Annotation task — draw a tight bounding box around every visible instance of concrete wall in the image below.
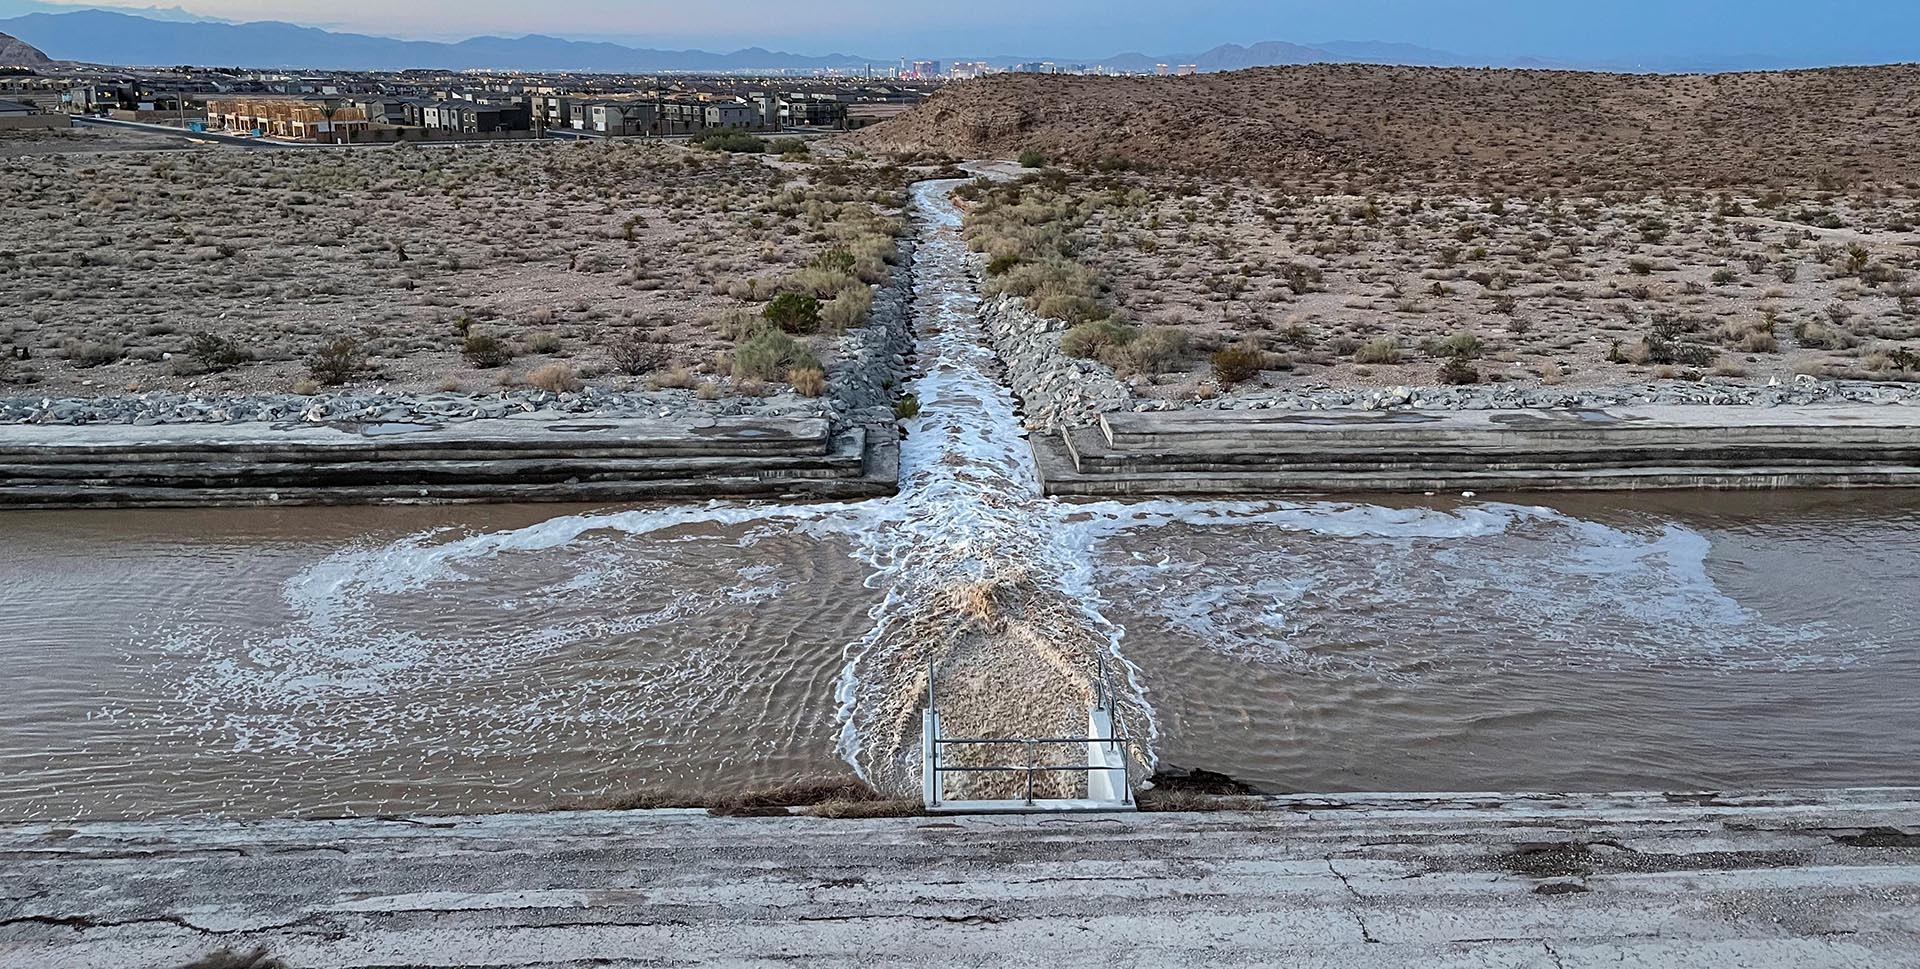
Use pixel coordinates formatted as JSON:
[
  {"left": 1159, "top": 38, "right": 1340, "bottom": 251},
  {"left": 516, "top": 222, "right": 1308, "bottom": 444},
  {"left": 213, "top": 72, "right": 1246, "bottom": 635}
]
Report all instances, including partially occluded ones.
[{"left": 0, "top": 114, "right": 62, "bottom": 130}]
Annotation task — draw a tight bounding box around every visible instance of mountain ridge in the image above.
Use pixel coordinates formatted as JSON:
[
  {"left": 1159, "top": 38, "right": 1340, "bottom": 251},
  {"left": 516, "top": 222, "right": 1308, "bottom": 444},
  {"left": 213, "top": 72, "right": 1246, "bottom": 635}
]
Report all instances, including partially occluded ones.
[
  {"left": 0, "top": 10, "right": 879, "bottom": 71},
  {"left": 0, "top": 27, "right": 48, "bottom": 66},
  {"left": 1, "top": 9, "right": 1502, "bottom": 74}
]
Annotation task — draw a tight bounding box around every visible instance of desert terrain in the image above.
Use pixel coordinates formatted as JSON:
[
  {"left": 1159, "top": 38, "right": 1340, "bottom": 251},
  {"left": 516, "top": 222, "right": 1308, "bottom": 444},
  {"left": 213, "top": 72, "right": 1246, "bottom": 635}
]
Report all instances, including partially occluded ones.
[
  {"left": 0, "top": 124, "right": 194, "bottom": 159},
  {"left": 956, "top": 171, "right": 1920, "bottom": 396},
  {"left": 0, "top": 137, "right": 912, "bottom": 398},
  {"left": 856, "top": 64, "right": 1920, "bottom": 196},
  {"left": 857, "top": 64, "right": 1920, "bottom": 397}
]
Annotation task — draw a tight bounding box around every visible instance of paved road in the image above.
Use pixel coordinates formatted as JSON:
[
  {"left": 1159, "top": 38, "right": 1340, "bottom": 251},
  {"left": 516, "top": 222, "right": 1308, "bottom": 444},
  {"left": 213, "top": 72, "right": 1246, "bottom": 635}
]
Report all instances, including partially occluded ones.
[{"left": 2, "top": 789, "right": 1916, "bottom": 968}]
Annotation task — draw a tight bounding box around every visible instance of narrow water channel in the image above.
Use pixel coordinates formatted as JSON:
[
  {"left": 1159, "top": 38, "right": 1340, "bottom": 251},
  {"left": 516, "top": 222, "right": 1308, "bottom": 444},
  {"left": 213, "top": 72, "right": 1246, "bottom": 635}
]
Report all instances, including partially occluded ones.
[{"left": 2, "top": 182, "right": 1917, "bottom": 821}]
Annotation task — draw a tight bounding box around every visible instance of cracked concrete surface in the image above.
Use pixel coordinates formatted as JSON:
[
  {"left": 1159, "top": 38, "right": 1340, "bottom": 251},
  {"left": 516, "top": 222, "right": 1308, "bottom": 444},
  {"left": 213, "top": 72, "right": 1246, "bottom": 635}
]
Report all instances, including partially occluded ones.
[{"left": 2, "top": 789, "right": 1918, "bottom": 968}]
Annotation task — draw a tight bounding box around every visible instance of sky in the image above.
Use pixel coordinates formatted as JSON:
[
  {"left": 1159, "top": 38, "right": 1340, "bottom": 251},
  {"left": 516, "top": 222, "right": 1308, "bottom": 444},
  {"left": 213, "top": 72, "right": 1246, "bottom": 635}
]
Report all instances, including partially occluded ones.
[{"left": 13, "top": 0, "right": 1920, "bottom": 65}]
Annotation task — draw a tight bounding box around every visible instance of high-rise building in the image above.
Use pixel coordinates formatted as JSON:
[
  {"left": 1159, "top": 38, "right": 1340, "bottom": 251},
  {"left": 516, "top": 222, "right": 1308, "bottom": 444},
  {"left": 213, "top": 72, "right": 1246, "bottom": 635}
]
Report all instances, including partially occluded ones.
[
  {"left": 1176, "top": 64, "right": 1199, "bottom": 76},
  {"left": 1155, "top": 63, "right": 1170, "bottom": 76}
]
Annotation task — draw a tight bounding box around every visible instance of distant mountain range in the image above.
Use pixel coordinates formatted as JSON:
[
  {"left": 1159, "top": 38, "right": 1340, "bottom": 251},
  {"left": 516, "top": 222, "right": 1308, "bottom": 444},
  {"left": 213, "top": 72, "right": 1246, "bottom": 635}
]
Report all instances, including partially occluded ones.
[
  {"left": 0, "top": 9, "right": 881, "bottom": 72},
  {"left": 0, "top": 9, "right": 1537, "bottom": 74},
  {"left": 0, "top": 7, "right": 1897, "bottom": 75}
]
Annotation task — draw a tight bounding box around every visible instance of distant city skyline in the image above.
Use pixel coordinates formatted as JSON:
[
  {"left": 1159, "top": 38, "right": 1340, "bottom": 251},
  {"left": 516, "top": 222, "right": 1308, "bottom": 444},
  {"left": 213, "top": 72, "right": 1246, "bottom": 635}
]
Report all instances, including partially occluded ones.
[{"left": 5, "top": 0, "right": 1920, "bottom": 68}]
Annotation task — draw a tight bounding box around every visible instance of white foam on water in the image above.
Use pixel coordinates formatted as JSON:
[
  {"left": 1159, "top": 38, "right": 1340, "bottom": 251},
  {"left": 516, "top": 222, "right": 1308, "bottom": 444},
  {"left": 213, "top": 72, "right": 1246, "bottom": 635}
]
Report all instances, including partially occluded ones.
[{"left": 1079, "top": 499, "right": 1859, "bottom": 678}]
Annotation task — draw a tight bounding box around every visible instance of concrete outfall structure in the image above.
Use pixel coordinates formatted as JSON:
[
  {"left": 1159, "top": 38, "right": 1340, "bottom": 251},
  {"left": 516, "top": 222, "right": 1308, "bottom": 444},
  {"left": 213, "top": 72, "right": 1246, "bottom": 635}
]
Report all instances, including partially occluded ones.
[
  {"left": 1034, "top": 403, "right": 1920, "bottom": 495},
  {"left": 2, "top": 788, "right": 1916, "bottom": 968}
]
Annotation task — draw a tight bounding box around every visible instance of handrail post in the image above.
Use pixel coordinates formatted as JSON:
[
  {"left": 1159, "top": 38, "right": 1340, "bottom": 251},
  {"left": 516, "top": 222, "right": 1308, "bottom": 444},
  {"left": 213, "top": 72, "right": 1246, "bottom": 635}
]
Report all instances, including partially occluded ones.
[{"left": 1024, "top": 741, "right": 1035, "bottom": 805}]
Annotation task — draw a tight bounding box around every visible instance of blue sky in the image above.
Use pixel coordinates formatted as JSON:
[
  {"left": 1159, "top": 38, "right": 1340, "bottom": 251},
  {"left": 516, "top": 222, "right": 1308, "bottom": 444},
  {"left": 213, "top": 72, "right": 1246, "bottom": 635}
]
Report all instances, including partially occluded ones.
[{"left": 10, "top": 0, "right": 1920, "bottom": 65}]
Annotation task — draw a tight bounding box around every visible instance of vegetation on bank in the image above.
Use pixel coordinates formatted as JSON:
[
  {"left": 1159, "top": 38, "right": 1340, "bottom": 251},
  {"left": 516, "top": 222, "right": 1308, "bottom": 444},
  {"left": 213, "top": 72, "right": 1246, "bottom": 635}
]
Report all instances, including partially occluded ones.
[
  {"left": 1, "top": 141, "right": 918, "bottom": 400},
  {"left": 953, "top": 161, "right": 1920, "bottom": 396}
]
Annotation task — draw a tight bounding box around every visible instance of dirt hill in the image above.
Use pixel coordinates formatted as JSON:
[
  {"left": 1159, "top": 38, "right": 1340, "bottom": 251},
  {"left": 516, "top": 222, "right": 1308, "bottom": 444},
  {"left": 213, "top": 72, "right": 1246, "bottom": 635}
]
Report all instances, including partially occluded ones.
[
  {"left": 852, "top": 64, "right": 1920, "bottom": 195},
  {"left": 0, "top": 31, "right": 50, "bottom": 68}
]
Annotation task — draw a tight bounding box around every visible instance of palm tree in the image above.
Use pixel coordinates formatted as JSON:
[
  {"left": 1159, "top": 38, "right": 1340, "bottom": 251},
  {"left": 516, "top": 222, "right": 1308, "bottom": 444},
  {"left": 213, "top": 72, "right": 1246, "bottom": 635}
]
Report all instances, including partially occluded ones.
[{"left": 316, "top": 98, "right": 341, "bottom": 145}]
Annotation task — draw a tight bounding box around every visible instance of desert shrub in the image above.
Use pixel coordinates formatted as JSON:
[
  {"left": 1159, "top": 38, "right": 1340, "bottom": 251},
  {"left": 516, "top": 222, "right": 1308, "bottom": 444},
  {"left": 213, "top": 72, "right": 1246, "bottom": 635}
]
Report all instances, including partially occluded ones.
[
  {"left": 764, "top": 292, "right": 822, "bottom": 333},
  {"left": 986, "top": 254, "right": 1020, "bottom": 276},
  {"left": 306, "top": 337, "right": 364, "bottom": 386},
  {"left": 1061, "top": 319, "right": 1137, "bottom": 360},
  {"left": 526, "top": 362, "right": 583, "bottom": 392},
  {"left": 821, "top": 286, "right": 874, "bottom": 330},
  {"left": 1280, "top": 262, "right": 1323, "bottom": 294},
  {"left": 186, "top": 331, "right": 249, "bottom": 372},
  {"left": 1797, "top": 322, "right": 1859, "bottom": 351},
  {"left": 787, "top": 366, "right": 827, "bottom": 397},
  {"left": 1438, "top": 356, "right": 1481, "bottom": 384},
  {"left": 1354, "top": 338, "right": 1403, "bottom": 364},
  {"left": 526, "top": 331, "right": 564, "bottom": 354},
  {"left": 1018, "top": 148, "right": 1049, "bottom": 168},
  {"left": 694, "top": 130, "right": 765, "bottom": 153},
  {"left": 1637, "top": 315, "right": 1720, "bottom": 365},
  {"left": 769, "top": 138, "right": 810, "bottom": 156},
  {"left": 894, "top": 394, "right": 921, "bottom": 419},
  {"left": 812, "top": 248, "right": 857, "bottom": 274},
  {"left": 734, "top": 328, "right": 818, "bottom": 381},
  {"left": 63, "top": 339, "right": 122, "bottom": 368},
  {"left": 462, "top": 332, "right": 515, "bottom": 368},
  {"left": 1211, "top": 344, "right": 1268, "bottom": 386},
  {"left": 1118, "top": 326, "right": 1188, "bottom": 374},
  {"left": 607, "top": 329, "right": 668, "bottom": 375},
  {"left": 1437, "top": 329, "right": 1482, "bottom": 359},
  {"left": 786, "top": 269, "right": 851, "bottom": 302},
  {"left": 1030, "top": 292, "right": 1102, "bottom": 324}
]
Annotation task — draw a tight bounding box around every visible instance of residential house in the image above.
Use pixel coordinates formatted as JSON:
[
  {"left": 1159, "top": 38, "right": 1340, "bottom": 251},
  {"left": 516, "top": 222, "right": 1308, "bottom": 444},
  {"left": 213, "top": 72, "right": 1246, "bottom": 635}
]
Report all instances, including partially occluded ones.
[{"left": 204, "top": 96, "right": 369, "bottom": 141}]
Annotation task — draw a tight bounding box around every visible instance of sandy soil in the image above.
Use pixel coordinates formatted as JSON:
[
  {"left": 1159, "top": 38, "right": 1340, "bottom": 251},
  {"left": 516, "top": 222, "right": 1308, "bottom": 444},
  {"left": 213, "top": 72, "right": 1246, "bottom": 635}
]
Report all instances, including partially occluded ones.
[
  {"left": 0, "top": 124, "right": 194, "bottom": 159},
  {"left": 0, "top": 139, "right": 911, "bottom": 396},
  {"left": 855, "top": 63, "right": 1920, "bottom": 197},
  {"left": 961, "top": 170, "right": 1920, "bottom": 394}
]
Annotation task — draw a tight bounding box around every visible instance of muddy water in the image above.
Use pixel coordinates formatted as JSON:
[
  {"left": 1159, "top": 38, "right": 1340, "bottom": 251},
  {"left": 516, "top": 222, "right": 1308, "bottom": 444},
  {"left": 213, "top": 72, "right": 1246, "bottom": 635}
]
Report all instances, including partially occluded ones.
[{"left": 3, "top": 181, "right": 1918, "bottom": 820}]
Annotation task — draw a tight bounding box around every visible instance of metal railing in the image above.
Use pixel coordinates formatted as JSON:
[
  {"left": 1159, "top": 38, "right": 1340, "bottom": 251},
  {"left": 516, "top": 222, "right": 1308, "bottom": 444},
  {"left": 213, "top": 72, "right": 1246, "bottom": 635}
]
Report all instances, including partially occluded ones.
[{"left": 923, "top": 656, "right": 1133, "bottom": 807}]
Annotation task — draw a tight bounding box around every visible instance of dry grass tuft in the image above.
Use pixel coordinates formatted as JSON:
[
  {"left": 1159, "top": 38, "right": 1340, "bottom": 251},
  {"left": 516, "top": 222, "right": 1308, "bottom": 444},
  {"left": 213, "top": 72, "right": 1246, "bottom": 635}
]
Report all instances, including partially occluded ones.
[
  {"left": 802, "top": 798, "right": 925, "bottom": 819},
  {"left": 556, "top": 777, "right": 885, "bottom": 817},
  {"left": 526, "top": 361, "right": 583, "bottom": 393},
  {"left": 1135, "top": 790, "right": 1270, "bottom": 813}
]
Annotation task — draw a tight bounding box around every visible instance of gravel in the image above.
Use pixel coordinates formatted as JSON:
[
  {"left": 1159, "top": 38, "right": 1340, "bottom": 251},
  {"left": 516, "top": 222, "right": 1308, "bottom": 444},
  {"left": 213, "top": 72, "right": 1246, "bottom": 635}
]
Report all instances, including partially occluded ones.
[
  {"left": 977, "top": 282, "right": 1920, "bottom": 430},
  {"left": 0, "top": 244, "right": 919, "bottom": 432}
]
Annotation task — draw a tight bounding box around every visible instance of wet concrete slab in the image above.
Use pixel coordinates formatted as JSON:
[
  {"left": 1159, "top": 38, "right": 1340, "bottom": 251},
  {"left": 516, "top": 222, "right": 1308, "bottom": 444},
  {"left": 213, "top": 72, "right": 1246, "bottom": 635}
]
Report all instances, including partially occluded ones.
[
  {"left": 2, "top": 788, "right": 1916, "bottom": 968},
  {"left": 1040, "top": 404, "right": 1920, "bottom": 495},
  {"left": 0, "top": 417, "right": 899, "bottom": 508}
]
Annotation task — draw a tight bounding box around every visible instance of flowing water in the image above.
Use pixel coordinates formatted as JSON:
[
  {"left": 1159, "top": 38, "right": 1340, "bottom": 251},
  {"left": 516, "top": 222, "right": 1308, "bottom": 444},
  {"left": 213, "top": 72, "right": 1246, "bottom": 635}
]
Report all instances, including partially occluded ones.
[{"left": 3, "top": 183, "right": 1918, "bottom": 821}]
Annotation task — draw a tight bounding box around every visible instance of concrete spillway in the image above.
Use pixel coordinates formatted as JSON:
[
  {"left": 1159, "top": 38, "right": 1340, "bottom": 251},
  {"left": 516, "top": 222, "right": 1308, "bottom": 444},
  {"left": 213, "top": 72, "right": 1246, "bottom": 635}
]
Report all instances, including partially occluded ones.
[
  {"left": 1037, "top": 403, "right": 1920, "bottom": 495},
  {"left": 3, "top": 788, "right": 1917, "bottom": 968},
  {"left": 0, "top": 416, "right": 896, "bottom": 508}
]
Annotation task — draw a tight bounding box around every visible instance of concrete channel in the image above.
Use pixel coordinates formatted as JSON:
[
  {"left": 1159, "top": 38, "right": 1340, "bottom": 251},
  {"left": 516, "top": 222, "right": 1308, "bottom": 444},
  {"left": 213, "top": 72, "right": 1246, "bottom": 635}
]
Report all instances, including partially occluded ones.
[
  {"left": 2, "top": 788, "right": 1916, "bottom": 967},
  {"left": 1035, "top": 403, "right": 1920, "bottom": 495}
]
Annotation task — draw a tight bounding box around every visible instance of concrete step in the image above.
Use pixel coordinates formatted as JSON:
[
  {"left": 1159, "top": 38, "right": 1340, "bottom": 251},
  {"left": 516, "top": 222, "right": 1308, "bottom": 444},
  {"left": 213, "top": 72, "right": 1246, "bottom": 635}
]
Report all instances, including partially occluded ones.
[
  {"left": 1099, "top": 405, "right": 1920, "bottom": 451},
  {"left": 0, "top": 416, "right": 835, "bottom": 461},
  {"left": 1039, "top": 404, "right": 1920, "bottom": 495},
  {"left": 0, "top": 418, "right": 896, "bottom": 509}
]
